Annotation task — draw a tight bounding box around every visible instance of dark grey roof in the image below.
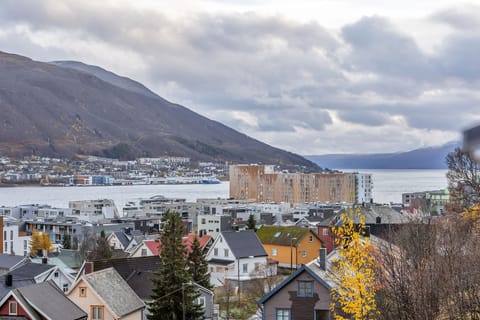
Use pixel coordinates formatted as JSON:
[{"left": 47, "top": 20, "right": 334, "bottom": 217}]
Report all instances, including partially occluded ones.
[
  {"left": 130, "top": 230, "right": 143, "bottom": 237},
  {"left": 0, "top": 255, "right": 28, "bottom": 270},
  {"left": 208, "top": 259, "right": 234, "bottom": 266},
  {"left": 337, "top": 206, "right": 410, "bottom": 225},
  {"left": 114, "top": 231, "right": 131, "bottom": 249},
  {"left": 15, "top": 280, "right": 87, "bottom": 320},
  {"left": 83, "top": 268, "right": 145, "bottom": 317},
  {"left": 0, "top": 275, "right": 35, "bottom": 300},
  {"left": 221, "top": 230, "right": 267, "bottom": 258},
  {"left": 8, "top": 263, "right": 55, "bottom": 279},
  {"left": 91, "top": 256, "right": 161, "bottom": 301}
]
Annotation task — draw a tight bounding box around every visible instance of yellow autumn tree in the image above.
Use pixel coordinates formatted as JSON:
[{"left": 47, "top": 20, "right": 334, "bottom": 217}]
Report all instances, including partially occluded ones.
[
  {"left": 330, "top": 209, "right": 378, "bottom": 320},
  {"left": 30, "top": 229, "right": 53, "bottom": 256}
]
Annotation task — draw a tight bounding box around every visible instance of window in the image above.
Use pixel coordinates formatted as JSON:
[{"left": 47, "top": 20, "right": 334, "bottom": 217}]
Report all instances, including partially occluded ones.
[
  {"left": 141, "top": 248, "right": 147, "bottom": 256},
  {"left": 91, "top": 305, "right": 104, "bottom": 320},
  {"left": 4, "top": 242, "right": 7, "bottom": 253},
  {"left": 242, "top": 263, "right": 248, "bottom": 273},
  {"left": 196, "top": 296, "right": 206, "bottom": 308},
  {"left": 79, "top": 286, "right": 87, "bottom": 297},
  {"left": 272, "top": 248, "right": 278, "bottom": 256},
  {"left": 3, "top": 231, "right": 6, "bottom": 241},
  {"left": 9, "top": 301, "right": 17, "bottom": 315},
  {"left": 275, "top": 308, "right": 290, "bottom": 320},
  {"left": 63, "top": 283, "right": 69, "bottom": 292},
  {"left": 224, "top": 249, "right": 229, "bottom": 257},
  {"left": 322, "top": 228, "right": 328, "bottom": 236},
  {"left": 23, "top": 240, "right": 27, "bottom": 249},
  {"left": 54, "top": 271, "right": 59, "bottom": 278},
  {"left": 309, "top": 235, "right": 314, "bottom": 242},
  {"left": 302, "top": 249, "right": 307, "bottom": 258},
  {"left": 10, "top": 230, "right": 13, "bottom": 240},
  {"left": 214, "top": 248, "right": 218, "bottom": 256},
  {"left": 297, "top": 281, "right": 314, "bottom": 297}
]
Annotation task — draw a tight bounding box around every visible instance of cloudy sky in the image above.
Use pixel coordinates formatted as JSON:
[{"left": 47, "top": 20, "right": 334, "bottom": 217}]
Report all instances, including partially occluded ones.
[{"left": 1, "top": 0, "right": 479, "bottom": 155}]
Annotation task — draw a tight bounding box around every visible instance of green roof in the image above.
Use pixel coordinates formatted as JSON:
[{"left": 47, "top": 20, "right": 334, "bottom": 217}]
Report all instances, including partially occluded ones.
[{"left": 256, "top": 226, "right": 310, "bottom": 246}]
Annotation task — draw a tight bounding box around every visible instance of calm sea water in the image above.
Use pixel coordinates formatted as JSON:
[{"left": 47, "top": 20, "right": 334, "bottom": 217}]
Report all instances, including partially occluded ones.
[{"left": 0, "top": 170, "right": 448, "bottom": 210}]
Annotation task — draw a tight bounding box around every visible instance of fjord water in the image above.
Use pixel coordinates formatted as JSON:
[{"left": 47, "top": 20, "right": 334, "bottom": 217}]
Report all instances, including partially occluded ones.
[{"left": 0, "top": 170, "right": 448, "bottom": 211}]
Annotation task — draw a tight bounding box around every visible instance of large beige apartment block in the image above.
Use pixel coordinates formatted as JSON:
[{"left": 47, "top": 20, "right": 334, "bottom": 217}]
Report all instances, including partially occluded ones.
[{"left": 229, "top": 164, "right": 355, "bottom": 204}]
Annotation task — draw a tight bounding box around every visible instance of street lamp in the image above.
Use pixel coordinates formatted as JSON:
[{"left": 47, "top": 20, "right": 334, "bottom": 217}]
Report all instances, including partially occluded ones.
[{"left": 290, "top": 237, "right": 297, "bottom": 273}]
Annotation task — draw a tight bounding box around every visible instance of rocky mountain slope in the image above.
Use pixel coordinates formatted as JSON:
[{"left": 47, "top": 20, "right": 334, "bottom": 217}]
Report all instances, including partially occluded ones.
[{"left": 0, "top": 51, "right": 318, "bottom": 169}]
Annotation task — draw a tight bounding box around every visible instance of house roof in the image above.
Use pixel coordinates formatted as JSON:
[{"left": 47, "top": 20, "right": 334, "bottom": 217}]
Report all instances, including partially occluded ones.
[
  {"left": 7, "top": 263, "right": 55, "bottom": 279},
  {"left": 90, "top": 256, "right": 161, "bottom": 301},
  {"left": 0, "top": 254, "right": 28, "bottom": 271},
  {"left": 256, "top": 225, "right": 310, "bottom": 246},
  {"left": 14, "top": 280, "right": 87, "bottom": 320},
  {"left": 143, "top": 240, "right": 160, "bottom": 256},
  {"left": 258, "top": 264, "right": 333, "bottom": 305},
  {"left": 0, "top": 275, "right": 35, "bottom": 300},
  {"left": 337, "top": 206, "right": 411, "bottom": 225},
  {"left": 113, "top": 231, "right": 131, "bottom": 249},
  {"left": 221, "top": 230, "right": 267, "bottom": 258},
  {"left": 183, "top": 234, "right": 212, "bottom": 254},
  {"left": 82, "top": 268, "right": 145, "bottom": 317}
]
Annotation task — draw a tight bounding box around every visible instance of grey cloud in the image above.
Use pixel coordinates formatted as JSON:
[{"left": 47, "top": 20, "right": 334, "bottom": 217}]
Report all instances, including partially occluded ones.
[
  {"left": 1, "top": 0, "right": 479, "bottom": 153},
  {"left": 341, "top": 16, "right": 435, "bottom": 80},
  {"left": 337, "top": 109, "right": 390, "bottom": 127},
  {"left": 431, "top": 5, "right": 480, "bottom": 30},
  {"left": 436, "top": 34, "right": 480, "bottom": 81}
]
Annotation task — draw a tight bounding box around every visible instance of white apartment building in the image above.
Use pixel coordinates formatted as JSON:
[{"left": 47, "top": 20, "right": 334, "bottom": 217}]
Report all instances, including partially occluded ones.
[{"left": 354, "top": 173, "right": 374, "bottom": 204}]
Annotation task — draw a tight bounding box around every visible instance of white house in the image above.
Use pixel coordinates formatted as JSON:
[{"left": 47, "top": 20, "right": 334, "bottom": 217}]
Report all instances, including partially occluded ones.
[{"left": 205, "top": 230, "right": 271, "bottom": 287}]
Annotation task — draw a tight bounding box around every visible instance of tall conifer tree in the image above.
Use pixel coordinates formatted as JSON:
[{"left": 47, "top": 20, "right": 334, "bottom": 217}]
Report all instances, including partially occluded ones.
[
  {"left": 148, "top": 211, "right": 203, "bottom": 320},
  {"left": 187, "top": 236, "right": 212, "bottom": 290}
]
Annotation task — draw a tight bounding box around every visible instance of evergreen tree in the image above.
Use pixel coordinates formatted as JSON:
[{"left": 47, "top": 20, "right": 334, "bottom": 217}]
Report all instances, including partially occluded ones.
[
  {"left": 187, "top": 236, "right": 212, "bottom": 290},
  {"left": 148, "top": 211, "right": 203, "bottom": 320},
  {"left": 246, "top": 214, "right": 257, "bottom": 231},
  {"left": 62, "top": 234, "right": 71, "bottom": 249},
  {"left": 90, "top": 230, "right": 112, "bottom": 260}
]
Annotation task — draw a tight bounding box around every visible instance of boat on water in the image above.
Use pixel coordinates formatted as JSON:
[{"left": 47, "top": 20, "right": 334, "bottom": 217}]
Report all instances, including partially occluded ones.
[{"left": 201, "top": 178, "right": 221, "bottom": 184}]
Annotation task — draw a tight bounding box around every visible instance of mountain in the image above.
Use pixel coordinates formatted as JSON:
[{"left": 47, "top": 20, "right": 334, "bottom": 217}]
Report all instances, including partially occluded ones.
[
  {"left": 306, "top": 142, "right": 460, "bottom": 169},
  {"left": 0, "top": 51, "right": 318, "bottom": 169}
]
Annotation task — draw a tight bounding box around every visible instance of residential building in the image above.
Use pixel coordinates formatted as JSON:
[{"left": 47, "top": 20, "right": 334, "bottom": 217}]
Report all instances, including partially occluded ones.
[
  {"left": 402, "top": 189, "right": 449, "bottom": 215},
  {"left": 0, "top": 280, "right": 87, "bottom": 320},
  {"left": 256, "top": 226, "right": 323, "bottom": 269},
  {"left": 205, "top": 230, "right": 272, "bottom": 287},
  {"left": 229, "top": 164, "right": 356, "bottom": 204},
  {"left": 354, "top": 172, "right": 373, "bottom": 204},
  {"left": 258, "top": 249, "right": 333, "bottom": 320},
  {"left": 68, "top": 267, "right": 145, "bottom": 320}
]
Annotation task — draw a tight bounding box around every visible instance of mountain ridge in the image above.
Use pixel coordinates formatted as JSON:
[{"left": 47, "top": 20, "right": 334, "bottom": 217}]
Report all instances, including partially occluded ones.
[
  {"left": 306, "top": 142, "right": 459, "bottom": 169},
  {"left": 0, "top": 51, "right": 318, "bottom": 170}
]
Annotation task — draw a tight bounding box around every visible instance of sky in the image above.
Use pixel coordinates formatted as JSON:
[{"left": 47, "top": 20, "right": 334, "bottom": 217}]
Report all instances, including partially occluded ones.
[{"left": 1, "top": 0, "right": 480, "bottom": 155}]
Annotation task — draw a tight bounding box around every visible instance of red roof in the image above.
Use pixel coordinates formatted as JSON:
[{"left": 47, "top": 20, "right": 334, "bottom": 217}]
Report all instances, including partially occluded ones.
[
  {"left": 142, "top": 234, "right": 211, "bottom": 256},
  {"left": 143, "top": 240, "right": 161, "bottom": 256}
]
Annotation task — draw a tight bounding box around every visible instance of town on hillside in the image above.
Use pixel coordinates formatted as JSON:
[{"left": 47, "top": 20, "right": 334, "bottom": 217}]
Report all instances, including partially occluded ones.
[{"left": 0, "top": 157, "right": 477, "bottom": 319}]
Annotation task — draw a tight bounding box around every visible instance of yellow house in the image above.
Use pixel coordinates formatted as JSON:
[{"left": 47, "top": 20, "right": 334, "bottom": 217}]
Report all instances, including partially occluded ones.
[
  {"left": 67, "top": 267, "right": 145, "bottom": 320},
  {"left": 256, "top": 225, "right": 324, "bottom": 270}
]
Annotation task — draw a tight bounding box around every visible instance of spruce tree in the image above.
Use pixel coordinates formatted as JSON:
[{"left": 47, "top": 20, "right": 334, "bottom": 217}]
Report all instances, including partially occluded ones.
[
  {"left": 246, "top": 214, "right": 257, "bottom": 231},
  {"left": 148, "top": 211, "right": 203, "bottom": 320},
  {"left": 187, "top": 236, "right": 212, "bottom": 290},
  {"left": 90, "top": 230, "right": 112, "bottom": 260}
]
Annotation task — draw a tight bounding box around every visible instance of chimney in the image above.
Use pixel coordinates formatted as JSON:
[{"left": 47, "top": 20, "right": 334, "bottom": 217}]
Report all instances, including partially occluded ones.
[
  {"left": 5, "top": 274, "right": 13, "bottom": 287},
  {"left": 42, "top": 257, "right": 48, "bottom": 264},
  {"left": 84, "top": 261, "right": 94, "bottom": 275},
  {"left": 376, "top": 216, "right": 382, "bottom": 224},
  {"left": 319, "top": 248, "right": 327, "bottom": 271},
  {"left": 0, "top": 215, "right": 3, "bottom": 254}
]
